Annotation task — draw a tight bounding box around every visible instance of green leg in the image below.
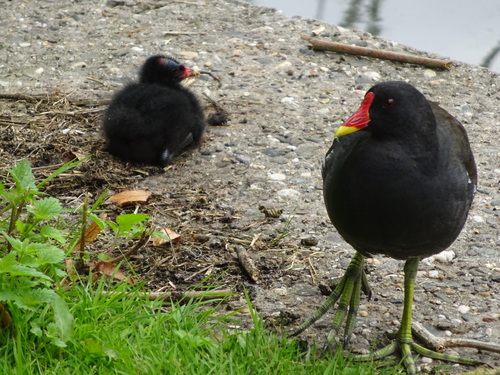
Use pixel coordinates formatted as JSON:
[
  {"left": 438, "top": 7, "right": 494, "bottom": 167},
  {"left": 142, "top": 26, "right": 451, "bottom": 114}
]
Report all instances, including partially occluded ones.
[
  {"left": 352, "top": 257, "right": 483, "bottom": 374},
  {"left": 291, "top": 251, "right": 368, "bottom": 347}
]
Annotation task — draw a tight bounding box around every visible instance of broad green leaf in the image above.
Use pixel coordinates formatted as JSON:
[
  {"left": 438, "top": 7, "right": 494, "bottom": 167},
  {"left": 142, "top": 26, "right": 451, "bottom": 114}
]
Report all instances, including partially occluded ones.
[
  {"left": 115, "top": 213, "right": 149, "bottom": 232},
  {"left": 27, "top": 197, "right": 63, "bottom": 220},
  {"left": 12, "top": 288, "right": 55, "bottom": 310},
  {"left": 0, "top": 289, "right": 16, "bottom": 302},
  {"left": 0, "top": 252, "right": 16, "bottom": 272},
  {"left": 10, "top": 264, "right": 53, "bottom": 281},
  {"left": 30, "top": 321, "right": 43, "bottom": 337},
  {"left": 28, "top": 243, "right": 65, "bottom": 264},
  {"left": 1, "top": 232, "right": 23, "bottom": 252},
  {"left": 46, "top": 323, "right": 67, "bottom": 348},
  {"left": 51, "top": 294, "right": 74, "bottom": 342},
  {"left": 40, "top": 225, "right": 66, "bottom": 244},
  {"left": 7, "top": 160, "right": 37, "bottom": 192}
]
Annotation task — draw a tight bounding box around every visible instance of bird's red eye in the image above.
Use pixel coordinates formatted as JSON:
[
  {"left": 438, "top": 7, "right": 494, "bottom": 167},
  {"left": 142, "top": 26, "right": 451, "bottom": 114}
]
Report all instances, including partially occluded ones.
[{"left": 384, "top": 98, "right": 396, "bottom": 109}]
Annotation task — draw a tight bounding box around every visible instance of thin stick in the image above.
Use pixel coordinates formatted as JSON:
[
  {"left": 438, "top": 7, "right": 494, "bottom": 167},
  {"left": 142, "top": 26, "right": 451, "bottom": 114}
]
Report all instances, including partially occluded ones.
[
  {"left": 101, "top": 289, "right": 235, "bottom": 304},
  {"left": 301, "top": 36, "right": 452, "bottom": 70},
  {"left": 164, "top": 31, "right": 207, "bottom": 36},
  {"left": 108, "top": 228, "right": 153, "bottom": 264},
  {"left": 412, "top": 321, "right": 500, "bottom": 354}
]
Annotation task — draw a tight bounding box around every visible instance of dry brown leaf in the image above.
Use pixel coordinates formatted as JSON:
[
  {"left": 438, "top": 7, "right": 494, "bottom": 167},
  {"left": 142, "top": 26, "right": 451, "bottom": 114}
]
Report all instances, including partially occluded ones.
[
  {"left": 93, "top": 261, "right": 135, "bottom": 283},
  {"left": 0, "top": 303, "right": 13, "bottom": 331},
  {"left": 152, "top": 228, "right": 182, "bottom": 246},
  {"left": 72, "top": 213, "right": 107, "bottom": 252},
  {"left": 106, "top": 190, "right": 152, "bottom": 206}
]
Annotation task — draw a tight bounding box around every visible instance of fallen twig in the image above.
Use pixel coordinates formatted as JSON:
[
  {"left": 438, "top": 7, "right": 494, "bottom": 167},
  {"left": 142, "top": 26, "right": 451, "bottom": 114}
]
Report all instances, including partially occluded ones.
[
  {"left": 234, "top": 246, "right": 260, "bottom": 282},
  {"left": 164, "top": 31, "right": 207, "bottom": 36},
  {"left": 301, "top": 36, "right": 452, "bottom": 70},
  {"left": 101, "top": 289, "right": 235, "bottom": 304},
  {"left": 0, "top": 92, "right": 109, "bottom": 106},
  {"left": 109, "top": 228, "right": 154, "bottom": 264},
  {"left": 412, "top": 321, "right": 500, "bottom": 353}
]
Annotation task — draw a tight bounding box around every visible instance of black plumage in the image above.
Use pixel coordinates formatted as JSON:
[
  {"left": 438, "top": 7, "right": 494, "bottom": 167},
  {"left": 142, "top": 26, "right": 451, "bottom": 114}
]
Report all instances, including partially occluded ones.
[
  {"left": 323, "top": 81, "right": 476, "bottom": 260},
  {"left": 102, "top": 55, "right": 205, "bottom": 166},
  {"left": 294, "top": 81, "right": 479, "bottom": 374}
]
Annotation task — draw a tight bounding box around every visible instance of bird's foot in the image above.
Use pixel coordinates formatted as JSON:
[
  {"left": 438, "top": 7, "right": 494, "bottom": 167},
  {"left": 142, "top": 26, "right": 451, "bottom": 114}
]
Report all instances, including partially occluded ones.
[
  {"left": 290, "top": 252, "right": 370, "bottom": 347},
  {"left": 352, "top": 328, "right": 486, "bottom": 375}
]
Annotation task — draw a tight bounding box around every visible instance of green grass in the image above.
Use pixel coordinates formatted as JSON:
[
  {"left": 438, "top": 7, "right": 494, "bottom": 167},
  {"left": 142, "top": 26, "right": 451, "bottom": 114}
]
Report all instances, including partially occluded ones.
[{"left": 0, "top": 279, "right": 398, "bottom": 375}]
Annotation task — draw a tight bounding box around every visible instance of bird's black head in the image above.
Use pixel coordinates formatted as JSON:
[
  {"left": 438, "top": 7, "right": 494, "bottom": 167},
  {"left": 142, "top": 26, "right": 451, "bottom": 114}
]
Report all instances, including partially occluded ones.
[
  {"left": 139, "top": 55, "right": 199, "bottom": 86},
  {"left": 335, "top": 81, "right": 435, "bottom": 139}
]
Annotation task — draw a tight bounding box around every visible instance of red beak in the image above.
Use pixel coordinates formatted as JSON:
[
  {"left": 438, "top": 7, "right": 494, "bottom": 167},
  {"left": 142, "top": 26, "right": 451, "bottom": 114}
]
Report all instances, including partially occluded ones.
[{"left": 335, "top": 92, "right": 374, "bottom": 137}]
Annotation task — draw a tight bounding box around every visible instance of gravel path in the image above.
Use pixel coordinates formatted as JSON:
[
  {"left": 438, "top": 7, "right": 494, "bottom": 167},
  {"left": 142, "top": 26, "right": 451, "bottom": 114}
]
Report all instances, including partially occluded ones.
[{"left": 1, "top": 0, "right": 499, "bottom": 372}]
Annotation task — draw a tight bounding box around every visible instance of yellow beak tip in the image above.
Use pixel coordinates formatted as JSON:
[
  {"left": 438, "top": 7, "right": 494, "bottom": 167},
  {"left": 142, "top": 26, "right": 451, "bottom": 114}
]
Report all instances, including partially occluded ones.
[{"left": 334, "top": 125, "right": 359, "bottom": 138}]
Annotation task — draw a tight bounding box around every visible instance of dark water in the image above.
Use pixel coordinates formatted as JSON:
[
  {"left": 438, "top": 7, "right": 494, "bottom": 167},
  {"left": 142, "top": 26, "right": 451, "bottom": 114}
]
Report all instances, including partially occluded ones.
[{"left": 244, "top": 0, "right": 500, "bottom": 73}]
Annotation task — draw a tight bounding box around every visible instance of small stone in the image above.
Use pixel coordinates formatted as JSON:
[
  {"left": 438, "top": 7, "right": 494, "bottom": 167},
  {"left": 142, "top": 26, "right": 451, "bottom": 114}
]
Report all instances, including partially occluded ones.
[
  {"left": 424, "top": 69, "right": 437, "bottom": 78},
  {"left": 268, "top": 172, "right": 286, "bottom": 181},
  {"left": 472, "top": 215, "right": 484, "bottom": 223},
  {"left": 71, "top": 61, "right": 86, "bottom": 69},
  {"left": 281, "top": 96, "right": 296, "bottom": 104},
  {"left": 179, "top": 51, "right": 199, "bottom": 60},
  {"left": 458, "top": 305, "right": 470, "bottom": 314},
  {"left": 421, "top": 357, "right": 433, "bottom": 364},
  {"left": 130, "top": 46, "right": 144, "bottom": 53},
  {"left": 19, "top": 42, "right": 31, "bottom": 47},
  {"left": 430, "top": 250, "right": 456, "bottom": 263},
  {"left": 365, "top": 258, "right": 381, "bottom": 265},
  {"left": 428, "top": 270, "right": 440, "bottom": 279},
  {"left": 274, "top": 61, "right": 292, "bottom": 71},
  {"left": 35, "top": 67, "right": 44, "bottom": 74},
  {"left": 311, "top": 25, "right": 325, "bottom": 36},
  {"left": 359, "top": 310, "right": 368, "bottom": 317},
  {"left": 362, "top": 71, "right": 381, "bottom": 81},
  {"left": 277, "top": 188, "right": 300, "bottom": 198}
]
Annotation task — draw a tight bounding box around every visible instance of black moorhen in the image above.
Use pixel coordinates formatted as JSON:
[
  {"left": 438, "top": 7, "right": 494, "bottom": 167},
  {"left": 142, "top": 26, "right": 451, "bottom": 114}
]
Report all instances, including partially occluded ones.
[
  {"left": 293, "top": 81, "right": 478, "bottom": 374},
  {"left": 103, "top": 55, "right": 205, "bottom": 166}
]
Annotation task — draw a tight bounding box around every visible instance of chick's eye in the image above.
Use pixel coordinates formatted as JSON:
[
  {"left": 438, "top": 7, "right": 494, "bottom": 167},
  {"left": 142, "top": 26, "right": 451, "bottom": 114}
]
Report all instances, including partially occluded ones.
[{"left": 384, "top": 98, "right": 396, "bottom": 109}]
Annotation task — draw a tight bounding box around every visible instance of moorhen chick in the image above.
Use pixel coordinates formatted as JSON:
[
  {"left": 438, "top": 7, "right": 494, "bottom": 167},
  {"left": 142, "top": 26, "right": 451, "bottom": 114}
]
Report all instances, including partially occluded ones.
[
  {"left": 293, "top": 81, "right": 479, "bottom": 374},
  {"left": 103, "top": 55, "right": 205, "bottom": 166}
]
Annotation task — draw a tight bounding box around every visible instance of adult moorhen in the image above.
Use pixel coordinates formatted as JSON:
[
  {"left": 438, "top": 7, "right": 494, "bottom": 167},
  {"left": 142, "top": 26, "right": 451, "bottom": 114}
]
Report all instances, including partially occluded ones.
[
  {"left": 103, "top": 55, "right": 206, "bottom": 166},
  {"left": 293, "top": 81, "right": 479, "bottom": 374}
]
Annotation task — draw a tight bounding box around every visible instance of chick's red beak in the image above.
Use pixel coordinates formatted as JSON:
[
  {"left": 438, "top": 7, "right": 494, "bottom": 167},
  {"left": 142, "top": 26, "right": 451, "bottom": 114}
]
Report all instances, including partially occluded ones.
[
  {"left": 335, "top": 91, "right": 374, "bottom": 137},
  {"left": 181, "top": 66, "right": 200, "bottom": 79}
]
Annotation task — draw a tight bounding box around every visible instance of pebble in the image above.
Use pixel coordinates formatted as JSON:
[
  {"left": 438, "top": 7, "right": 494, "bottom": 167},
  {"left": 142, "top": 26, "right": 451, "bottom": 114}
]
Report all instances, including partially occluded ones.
[
  {"left": 359, "top": 310, "right": 368, "bottom": 317},
  {"left": 277, "top": 188, "right": 300, "bottom": 198},
  {"left": 35, "top": 67, "right": 44, "bottom": 74},
  {"left": 268, "top": 172, "right": 286, "bottom": 181},
  {"left": 281, "top": 96, "right": 296, "bottom": 105},
  {"left": 458, "top": 305, "right": 470, "bottom": 314},
  {"left": 431, "top": 250, "right": 456, "bottom": 263},
  {"left": 274, "top": 61, "right": 292, "bottom": 71},
  {"left": 428, "top": 270, "right": 440, "bottom": 279},
  {"left": 19, "top": 42, "right": 31, "bottom": 47},
  {"left": 424, "top": 69, "right": 437, "bottom": 78},
  {"left": 472, "top": 215, "right": 484, "bottom": 223},
  {"left": 179, "top": 51, "right": 199, "bottom": 60},
  {"left": 130, "top": 46, "right": 144, "bottom": 53},
  {"left": 362, "top": 71, "right": 381, "bottom": 81}
]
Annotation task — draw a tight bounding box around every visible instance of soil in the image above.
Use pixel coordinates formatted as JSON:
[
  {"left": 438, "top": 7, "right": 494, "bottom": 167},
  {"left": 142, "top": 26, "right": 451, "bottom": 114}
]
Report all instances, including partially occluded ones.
[{"left": 1, "top": 0, "right": 499, "bottom": 372}]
